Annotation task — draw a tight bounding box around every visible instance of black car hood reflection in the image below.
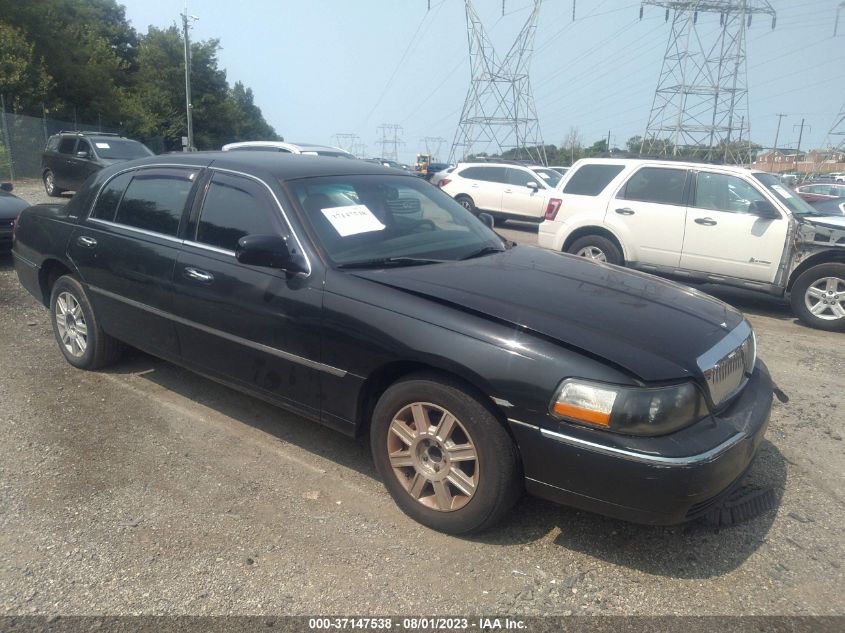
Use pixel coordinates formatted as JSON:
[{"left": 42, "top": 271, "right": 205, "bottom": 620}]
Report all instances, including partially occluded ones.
[{"left": 350, "top": 246, "right": 743, "bottom": 382}]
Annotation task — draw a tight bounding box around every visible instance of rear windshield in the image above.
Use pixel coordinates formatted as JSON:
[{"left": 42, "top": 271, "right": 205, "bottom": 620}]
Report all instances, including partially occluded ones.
[
  {"left": 92, "top": 139, "right": 153, "bottom": 160},
  {"left": 563, "top": 164, "right": 625, "bottom": 196}
]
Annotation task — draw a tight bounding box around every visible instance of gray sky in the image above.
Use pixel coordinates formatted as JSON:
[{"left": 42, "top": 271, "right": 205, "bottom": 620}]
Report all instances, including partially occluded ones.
[{"left": 121, "top": 1, "right": 845, "bottom": 162}]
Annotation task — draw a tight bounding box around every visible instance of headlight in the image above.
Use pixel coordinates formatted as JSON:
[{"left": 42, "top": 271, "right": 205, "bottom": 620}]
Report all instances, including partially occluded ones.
[{"left": 550, "top": 378, "right": 709, "bottom": 436}]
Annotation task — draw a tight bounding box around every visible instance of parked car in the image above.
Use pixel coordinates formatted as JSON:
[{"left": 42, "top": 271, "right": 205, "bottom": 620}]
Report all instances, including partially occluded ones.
[
  {"left": 538, "top": 158, "right": 845, "bottom": 331},
  {"left": 430, "top": 165, "right": 455, "bottom": 187},
  {"left": 440, "top": 161, "right": 563, "bottom": 224},
  {"left": 828, "top": 172, "right": 845, "bottom": 183},
  {"left": 41, "top": 131, "right": 153, "bottom": 197},
  {"left": 549, "top": 166, "right": 570, "bottom": 176},
  {"left": 810, "top": 197, "right": 845, "bottom": 216},
  {"left": 794, "top": 182, "right": 845, "bottom": 203},
  {"left": 0, "top": 183, "right": 28, "bottom": 253},
  {"left": 424, "top": 162, "right": 451, "bottom": 182},
  {"left": 12, "top": 152, "right": 774, "bottom": 533},
  {"left": 222, "top": 141, "right": 355, "bottom": 159}
]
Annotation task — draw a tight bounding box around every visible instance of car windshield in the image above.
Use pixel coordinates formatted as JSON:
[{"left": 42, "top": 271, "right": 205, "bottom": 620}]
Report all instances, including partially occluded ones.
[
  {"left": 93, "top": 139, "right": 153, "bottom": 160},
  {"left": 288, "top": 174, "right": 507, "bottom": 267},
  {"left": 753, "top": 172, "right": 820, "bottom": 216},
  {"left": 533, "top": 168, "right": 562, "bottom": 188}
]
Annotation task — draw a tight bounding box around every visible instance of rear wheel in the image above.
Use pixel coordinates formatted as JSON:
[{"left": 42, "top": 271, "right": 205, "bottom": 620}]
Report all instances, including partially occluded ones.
[
  {"left": 566, "top": 235, "right": 623, "bottom": 265},
  {"left": 43, "top": 170, "right": 64, "bottom": 197},
  {"left": 454, "top": 195, "right": 476, "bottom": 215},
  {"left": 790, "top": 263, "right": 845, "bottom": 331},
  {"left": 370, "top": 374, "right": 522, "bottom": 534},
  {"left": 50, "top": 275, "right": 122, "bottom": 369}
]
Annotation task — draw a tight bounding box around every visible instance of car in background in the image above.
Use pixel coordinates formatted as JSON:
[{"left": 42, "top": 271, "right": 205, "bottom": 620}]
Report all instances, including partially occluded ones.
[
  {"left": 828, "top": 172, "right": 845, "bottom": 183},
  {"left": 41, "top": 131, "right": 153, "bottom": 197},
  {"left": 549, "top": 166, "right": 570, "bottom": 176},
  {"left": 810, "top": 197, "right": 845, "bottom": 216},
  {"left": 538, "top": 158, "right": 845, "bottom": 331},
  {"left": 223, "top": 141, "right": 355, "bottom": 159},
  {"left": 430, "top": 165, "right": 455, "bottom": 187},
  {"left": 440, "top": 161, "right": 563, "bottom": 224},
  {"left": 794, "top": 182, "right": 845, "bottom": 203},
  {"left": 424, "top": 162, "right": 451, "bottom": 182},
  {"left": 0, "top": 183, "right": 28, "bottom": 253}
]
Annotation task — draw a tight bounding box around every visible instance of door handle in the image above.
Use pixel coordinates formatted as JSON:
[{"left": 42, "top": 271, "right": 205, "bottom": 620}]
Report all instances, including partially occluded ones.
[
  {"left": 76, "top": 236, "right": 97, "bottom": 248},
  {"left": 471, "top": 184, "right": 479, "bottom": 188},
  {"left": 183, "top": 267, "right": 214, "bottom": 283},
  {"left": 504, "top": 189, "right": 513, "bottom": 194},
  {"left": 694, "top": 217, "right": 718, "bottom": 226},
  {"left": 615, "top": 208, "right": 635, "bottom": 215}
]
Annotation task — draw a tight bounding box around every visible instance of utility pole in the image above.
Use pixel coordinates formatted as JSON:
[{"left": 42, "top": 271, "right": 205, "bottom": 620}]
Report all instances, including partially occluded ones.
[
  {"left": 792, "top": 118, "right": 808, "bottom": 173},
  {"left": 181, "top": 3, "right": 198, "bottom": 152},
  {"left": 606, "top": 130, "right": 611, "bottom": 156},
  {"left": 769, "top": 113, "right": 786, "bottom": 172}
]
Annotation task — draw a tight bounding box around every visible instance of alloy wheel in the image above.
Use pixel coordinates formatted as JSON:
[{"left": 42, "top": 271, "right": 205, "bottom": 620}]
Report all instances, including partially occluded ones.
[
  {"left": 55, "top": 291, "right": 88, "bottom": 357},
  {"left": 386, "top": 402, "right": 479, "bottom": 512},
  {"left": 576, "top": 245, "right": 607, "bottom": 262},
  {"left": 804, "top": 276, "right": 845, "bottom": 321},
  {"left": 44, "top": 171, "right": 55, "bottom": 195}
]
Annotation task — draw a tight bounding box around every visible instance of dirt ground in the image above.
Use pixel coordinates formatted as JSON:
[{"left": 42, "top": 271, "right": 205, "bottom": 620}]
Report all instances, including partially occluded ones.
[{"left": 0, "top": 181, "right": 843, "bottom": 616}]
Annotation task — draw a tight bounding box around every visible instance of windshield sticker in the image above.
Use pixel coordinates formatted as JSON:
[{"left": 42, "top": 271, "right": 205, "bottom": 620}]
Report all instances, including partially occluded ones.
[
  {"left": 95, "top": 142, "right": 110, "bottom": 149},
  {"left": 537, "top": 173, "right": 551, "bottom": 180},
  {"left": 772, "top": 184, "right": 793, "bottom": 198},
  {"left": 321, "top": 205, "right": 386, "bottom": 237}
]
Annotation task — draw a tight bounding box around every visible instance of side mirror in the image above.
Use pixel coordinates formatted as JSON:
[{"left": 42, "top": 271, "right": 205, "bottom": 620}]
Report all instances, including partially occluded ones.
[
  {"left": 478, "top": 212, "right": 495, "bottom": 229},
  {"left": 749, "top": 199, "right": 780, "bottom": 219},
  {"left": 526, "top": 181, "right": 539, "bottom": 191},
  {"left": 236, "top": 234, "right": 308, "bottom": 274},
  {"left": 76, "top": 151, "right": 90, "bottom": 159},
  {"left": 0, "top": 182, "right": 12, "bottom": 192}
]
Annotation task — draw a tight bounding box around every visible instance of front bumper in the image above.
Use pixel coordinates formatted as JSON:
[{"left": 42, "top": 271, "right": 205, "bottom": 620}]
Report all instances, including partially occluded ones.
[{"left": 509, "top": 361, "right": 774, "bottom": 525}]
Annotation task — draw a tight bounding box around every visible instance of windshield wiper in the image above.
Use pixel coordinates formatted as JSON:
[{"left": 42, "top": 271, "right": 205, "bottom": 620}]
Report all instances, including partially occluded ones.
[
  {"left": 459, "top": 245, "right": 508, "bottom": 260},
  {"left": 337, "top": 256, "right": 447, "bottom": 269}
]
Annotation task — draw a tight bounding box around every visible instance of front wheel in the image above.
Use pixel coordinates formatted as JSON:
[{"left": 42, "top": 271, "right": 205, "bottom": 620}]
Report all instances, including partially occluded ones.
[
  {"left": 370, "top": 374, "right": 522, "bottom": 534},
  {"left": 566, "top": 235, "right": 623, "bottom": 265},
  {"left": 790, "top": 263, "right": 845, "bottom": 331},
  {"left": 50, "top": 275, "right": 122, "bottom": 369}
]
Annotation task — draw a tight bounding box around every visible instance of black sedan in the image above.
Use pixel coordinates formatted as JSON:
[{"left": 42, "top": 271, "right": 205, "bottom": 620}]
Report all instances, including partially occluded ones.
[
  {"left": 0, "top": 183, "right": 28, "bottom": 253},
  {"left": 11, "top": 153, "right": 774, "bottom": 533}
]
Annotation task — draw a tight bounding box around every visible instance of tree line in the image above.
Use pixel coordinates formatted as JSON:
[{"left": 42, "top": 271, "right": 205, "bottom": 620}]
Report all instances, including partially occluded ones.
[{"left": 0, "top": 0, "right": 279, "bottom": 152}]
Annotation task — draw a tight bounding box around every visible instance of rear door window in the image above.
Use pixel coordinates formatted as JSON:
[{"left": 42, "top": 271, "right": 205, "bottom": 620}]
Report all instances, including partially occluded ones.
[
  {"left": 90, "top": 172, "right": 133, "bottom": 221},
  {"left": 58, "top": 137, "right": 77, "bottom": 154},
  {"left": 485, "top": 167, "right": 509, "bottom": 184},
  {"left": 563, "top": 164, "right": 625, "bottom": 196},
  {"left": 114, "top": 168, "right": 198, "bottom": 236},
  {"left": 620, "top": 167, "right": 688, "bottom": 205},
  {"left": 459, "top": 167, "right": 485, "bottom": 180},
  {"left": 195, "top": 172, "right": 280, "bottom": 251}
]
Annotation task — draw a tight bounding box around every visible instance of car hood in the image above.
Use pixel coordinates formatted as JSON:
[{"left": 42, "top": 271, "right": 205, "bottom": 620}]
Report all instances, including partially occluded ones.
[
  {"left": 803, "top": 215, "right": 845, "bottom": 228},
  {"left": 350, "top": 246, "right": 744, "bottom": 382}
]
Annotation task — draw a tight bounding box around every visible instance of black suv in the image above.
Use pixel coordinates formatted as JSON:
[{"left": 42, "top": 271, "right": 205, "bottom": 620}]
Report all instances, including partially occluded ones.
[{"left": 41, "top": 132, "right": 153, "bottom": 197}]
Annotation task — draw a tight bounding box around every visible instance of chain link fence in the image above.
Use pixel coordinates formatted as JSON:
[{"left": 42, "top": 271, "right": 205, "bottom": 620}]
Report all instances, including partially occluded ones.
[{"left": 0, "top": 106, "right": 122, "bottom": 181}]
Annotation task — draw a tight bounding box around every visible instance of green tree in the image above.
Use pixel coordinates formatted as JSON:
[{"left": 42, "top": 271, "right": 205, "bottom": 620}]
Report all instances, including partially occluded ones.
[{"left": 0, "top": 22, "right": 52, "bottom": 111}]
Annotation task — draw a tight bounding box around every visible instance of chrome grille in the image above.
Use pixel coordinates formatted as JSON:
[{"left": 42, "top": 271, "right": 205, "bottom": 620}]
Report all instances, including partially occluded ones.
[{"left": 697, "top": 322, "right": 756, "bottom": 407}]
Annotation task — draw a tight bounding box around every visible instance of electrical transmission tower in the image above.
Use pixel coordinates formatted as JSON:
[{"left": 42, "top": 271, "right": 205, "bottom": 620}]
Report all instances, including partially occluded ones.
[
  {"left": 333, "top": 133, "right": 360, "bottom": 154},
  {"left": 377, "top": 124, "right": 404, "bottom": 161},
  {"left": 827, "top": 2, "right": 845, "bottom": 151},
  {"left": 639, "top": 1, "right": 776, "bottom": 165},
  {"left": 449, "top": 0, "right": 546, "bottom": 165},
  {"left": 421, "top": 136, "right": 447, "bottom": 160}
]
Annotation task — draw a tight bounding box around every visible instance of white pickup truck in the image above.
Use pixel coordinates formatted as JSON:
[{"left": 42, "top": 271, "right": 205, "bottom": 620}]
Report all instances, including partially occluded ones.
[{"left": 538, "top": 159, "right": 845, "bottom": 331}]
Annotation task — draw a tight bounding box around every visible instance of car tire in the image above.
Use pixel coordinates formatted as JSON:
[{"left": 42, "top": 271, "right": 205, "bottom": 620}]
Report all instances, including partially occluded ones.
[
  {"left": 567, "top": 235, "right": 623, "bottom": 265},
  {"left": 49, "top": 275, "right": 122, "bottom": 369},
  {"left": 370, "top": 373, "right": 522, "bottom": 534},
  {"left": 454, "top": 195, "right": 476, "bottom": 215},
  {"left": 789, "top": 263, "right": 845, "bottom": 332},
  {"left": 43, "top": 170, "right": 64, "bottom": 197}
]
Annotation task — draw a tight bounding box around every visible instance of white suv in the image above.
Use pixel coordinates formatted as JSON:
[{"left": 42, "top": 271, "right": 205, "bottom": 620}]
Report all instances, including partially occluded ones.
[
  {"left": 538, "top": 158, "right": 845, "bottom": 331},
  {"left": 440, "top": 162, "right": 562, "bottom": 223}
]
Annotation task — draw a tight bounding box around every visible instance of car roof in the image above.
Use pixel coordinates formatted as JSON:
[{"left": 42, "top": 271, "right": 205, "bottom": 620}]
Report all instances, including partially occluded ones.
[
  {"left": 221, "top": 140, "right": 350, "bottom": 154},
  {"left": 569, "top": 157, "right": 765, "bottom": 176},
  {"left": 110, "top": 151, "right": 406, "bottom": 181}
]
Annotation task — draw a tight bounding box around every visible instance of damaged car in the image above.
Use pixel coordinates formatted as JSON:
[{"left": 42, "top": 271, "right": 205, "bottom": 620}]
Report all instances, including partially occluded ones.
[{"left": 539, "top": 159, "right": 845, "bottom": 331}]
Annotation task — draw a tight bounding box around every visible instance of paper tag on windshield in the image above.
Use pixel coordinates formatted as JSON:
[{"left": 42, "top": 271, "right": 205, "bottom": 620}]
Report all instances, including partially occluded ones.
[
  {"left": 95, "top": 142, "right": 110, "bottom": 149},
  {"left": 321, "top": 205, "right": 385, "bottom": 237},
  {"left": 772, "top": 184, "right": 793, "bottom": 198}
]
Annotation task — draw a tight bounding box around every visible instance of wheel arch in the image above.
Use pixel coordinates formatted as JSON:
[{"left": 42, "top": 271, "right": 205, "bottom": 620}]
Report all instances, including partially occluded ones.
[
  {"left": 354, "top": 359, "right": 515, "bottom": 443},
  {"left": 38, "top": 258, "right": 74, "bottom": 307},
  {"left": 787, "top": 250, "right": 845, "bottom": 292},
  {"left": 561, "top": 225, "right": 627, "bottom": 263}
]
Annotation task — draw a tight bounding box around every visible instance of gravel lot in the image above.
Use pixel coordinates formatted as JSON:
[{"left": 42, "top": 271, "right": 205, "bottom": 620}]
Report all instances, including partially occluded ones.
[{"left": 1, "top": 180, "right": 843, "bottom": 616}]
